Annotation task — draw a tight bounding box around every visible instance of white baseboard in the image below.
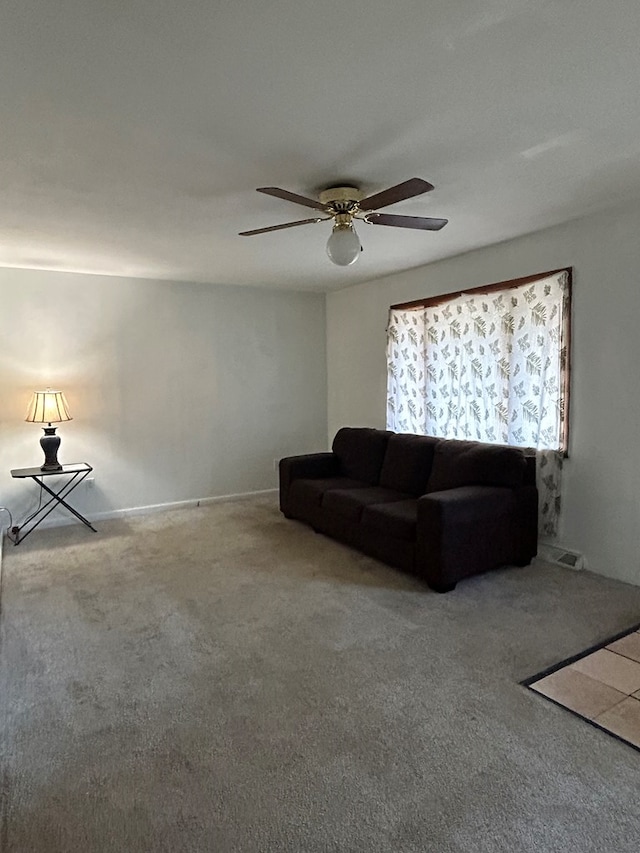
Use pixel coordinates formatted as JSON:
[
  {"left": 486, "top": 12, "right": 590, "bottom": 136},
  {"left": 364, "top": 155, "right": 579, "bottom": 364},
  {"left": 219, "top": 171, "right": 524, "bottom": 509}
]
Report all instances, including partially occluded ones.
[
  {"left": 90, "top": 489, "right": 278, "bottom": 524},
  {"left": 1, "top": 488, "right": 278, "bottom": 537}
]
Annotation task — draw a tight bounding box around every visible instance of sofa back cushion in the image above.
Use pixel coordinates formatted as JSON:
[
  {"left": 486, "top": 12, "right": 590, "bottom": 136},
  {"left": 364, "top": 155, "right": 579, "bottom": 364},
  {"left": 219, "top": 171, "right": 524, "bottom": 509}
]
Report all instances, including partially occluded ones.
[
  {"left": 379, "top": 433, "right": 439, "bottom": 496},
  {"left": 426, "top": 440, "right": 527, "bottom": 492},
  {"left": 331, "top": 428, "right": 392, "bottom": 485}
]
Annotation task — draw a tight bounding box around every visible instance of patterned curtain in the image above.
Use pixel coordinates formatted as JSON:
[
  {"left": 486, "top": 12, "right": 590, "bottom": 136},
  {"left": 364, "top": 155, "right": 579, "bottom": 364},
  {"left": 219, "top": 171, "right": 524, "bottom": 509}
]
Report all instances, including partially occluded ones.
[{"left": 386, "top": 271, "right": 569, "bottom": 538}]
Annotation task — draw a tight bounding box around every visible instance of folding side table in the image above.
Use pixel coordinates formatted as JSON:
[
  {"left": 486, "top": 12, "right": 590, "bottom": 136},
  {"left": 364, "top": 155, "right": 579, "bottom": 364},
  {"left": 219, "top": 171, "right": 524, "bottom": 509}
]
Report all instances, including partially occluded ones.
[{"left": 10, "top": 463, "right": 97, "bottom": 545}]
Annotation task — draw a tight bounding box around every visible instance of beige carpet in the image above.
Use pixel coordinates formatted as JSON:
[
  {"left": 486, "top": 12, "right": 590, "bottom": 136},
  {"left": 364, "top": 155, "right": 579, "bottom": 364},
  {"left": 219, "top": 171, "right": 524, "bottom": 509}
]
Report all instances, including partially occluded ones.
[{"left": 1, "top": 495, "right": 640, "bottom": 852}]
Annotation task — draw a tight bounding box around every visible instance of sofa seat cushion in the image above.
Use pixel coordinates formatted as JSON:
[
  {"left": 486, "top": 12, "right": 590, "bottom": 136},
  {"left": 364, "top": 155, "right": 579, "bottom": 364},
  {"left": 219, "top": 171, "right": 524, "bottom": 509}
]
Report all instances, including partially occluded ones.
[
  {"left": 426, "top": 440, "right": 527, "bottom": 492},
  {"left": 288, "top": 477, "right": 368, "bottom": 512},
  {"left": 360, "top": 500, "right": 418, "bottom": 542},
  {"left": 322, "top": 487, "right": 411, "bottom": 522}
]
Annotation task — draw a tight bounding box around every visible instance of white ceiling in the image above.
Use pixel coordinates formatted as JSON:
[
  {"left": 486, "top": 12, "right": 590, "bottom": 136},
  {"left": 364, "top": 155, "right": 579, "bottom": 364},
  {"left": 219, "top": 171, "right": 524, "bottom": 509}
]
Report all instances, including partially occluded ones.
[{"left": 2, "top": 0, "right": 640, "bottom": 291}]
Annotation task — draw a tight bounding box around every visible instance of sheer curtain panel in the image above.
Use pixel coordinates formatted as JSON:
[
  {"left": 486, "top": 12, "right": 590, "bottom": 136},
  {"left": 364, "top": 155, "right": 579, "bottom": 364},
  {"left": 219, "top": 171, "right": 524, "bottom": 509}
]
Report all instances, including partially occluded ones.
[{"left": 386, "top": 269, "right": 570, "bottom": 538}]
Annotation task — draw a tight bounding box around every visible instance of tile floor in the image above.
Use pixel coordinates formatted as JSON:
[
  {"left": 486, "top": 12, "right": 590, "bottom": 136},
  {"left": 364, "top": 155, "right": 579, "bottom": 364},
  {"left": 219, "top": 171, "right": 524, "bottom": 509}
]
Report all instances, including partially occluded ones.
[{"left": 527, "top": 624, "right": 640, "bottom": 750}]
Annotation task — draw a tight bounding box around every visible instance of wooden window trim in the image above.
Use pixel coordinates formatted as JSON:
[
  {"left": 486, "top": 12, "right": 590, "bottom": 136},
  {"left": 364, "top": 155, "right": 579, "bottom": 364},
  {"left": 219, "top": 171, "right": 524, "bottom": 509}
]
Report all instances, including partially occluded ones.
[
  {"left": 390, "top": 267, "right": 571, "bottom": 311},
  {"left": 390, "top": 267, "right": 573, "bottom": 456}
]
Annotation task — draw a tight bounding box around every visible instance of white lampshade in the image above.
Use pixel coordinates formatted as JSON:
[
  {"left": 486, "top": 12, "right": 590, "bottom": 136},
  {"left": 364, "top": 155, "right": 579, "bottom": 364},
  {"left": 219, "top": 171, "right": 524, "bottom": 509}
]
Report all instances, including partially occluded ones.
[
  {"left": 25, "top": 390, "right": 72, "bottom": 425},
  {"left": 326, "top": 223, "right": 361, "bottom": 266}
]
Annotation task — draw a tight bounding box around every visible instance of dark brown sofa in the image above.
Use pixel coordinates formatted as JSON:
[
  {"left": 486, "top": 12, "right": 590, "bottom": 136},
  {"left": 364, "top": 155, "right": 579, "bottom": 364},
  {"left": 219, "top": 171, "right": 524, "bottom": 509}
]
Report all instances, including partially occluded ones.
[{"left": 279, "top": 427, "right": 537, "bottom": 592}]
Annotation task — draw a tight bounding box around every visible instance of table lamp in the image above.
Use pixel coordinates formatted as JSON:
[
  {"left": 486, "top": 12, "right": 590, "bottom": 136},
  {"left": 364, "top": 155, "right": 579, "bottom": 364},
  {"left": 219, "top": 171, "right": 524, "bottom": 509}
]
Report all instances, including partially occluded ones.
[{"left": 25, "top": 390, "right": 72, "bottom": 471}]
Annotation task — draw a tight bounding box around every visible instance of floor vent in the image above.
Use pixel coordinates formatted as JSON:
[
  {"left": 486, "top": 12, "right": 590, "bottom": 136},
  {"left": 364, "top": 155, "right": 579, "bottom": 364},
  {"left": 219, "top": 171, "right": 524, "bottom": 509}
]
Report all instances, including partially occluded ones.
[{"left": 539, "top": 544, "right": 584, "bottom": 571}]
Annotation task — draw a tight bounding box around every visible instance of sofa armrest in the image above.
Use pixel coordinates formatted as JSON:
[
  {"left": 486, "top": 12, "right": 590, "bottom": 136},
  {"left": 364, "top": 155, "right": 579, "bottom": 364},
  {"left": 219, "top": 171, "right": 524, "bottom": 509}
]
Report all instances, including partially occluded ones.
[
  {"left": 416, "top": 485, "right": 520, "bottom": 590},
  {"left": 418, "top": 485, "right": 515, "bottom": 525},
  {"left": 280, "top": 452, "right": 340, "bottom": 481},
  {"left": 279, "top": 453, "right": 340, "bottom": 515}
]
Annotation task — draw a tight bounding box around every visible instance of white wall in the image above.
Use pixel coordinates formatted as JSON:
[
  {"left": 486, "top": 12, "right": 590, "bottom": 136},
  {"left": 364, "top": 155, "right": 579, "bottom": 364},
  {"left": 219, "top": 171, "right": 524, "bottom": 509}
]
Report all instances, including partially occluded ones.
[
  {"left": 0, "top": 268, "right": 326, "bottom": 522},
  {"left": 327, "top": 200, "right": 640, "bottom": 586}
]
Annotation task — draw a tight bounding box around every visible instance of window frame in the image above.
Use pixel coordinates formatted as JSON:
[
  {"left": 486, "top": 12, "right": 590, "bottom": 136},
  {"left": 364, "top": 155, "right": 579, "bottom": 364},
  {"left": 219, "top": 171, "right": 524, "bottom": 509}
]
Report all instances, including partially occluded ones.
[{"left": 389, "top": 267, "right": 573, "bottom": 455}]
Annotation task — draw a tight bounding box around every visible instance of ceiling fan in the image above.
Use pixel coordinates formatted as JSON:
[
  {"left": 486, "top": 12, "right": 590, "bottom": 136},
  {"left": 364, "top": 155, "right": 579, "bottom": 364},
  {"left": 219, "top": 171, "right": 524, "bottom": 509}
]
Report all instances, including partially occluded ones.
[{"left": 239, "top": 177, "right": 448, "bottom": 266}]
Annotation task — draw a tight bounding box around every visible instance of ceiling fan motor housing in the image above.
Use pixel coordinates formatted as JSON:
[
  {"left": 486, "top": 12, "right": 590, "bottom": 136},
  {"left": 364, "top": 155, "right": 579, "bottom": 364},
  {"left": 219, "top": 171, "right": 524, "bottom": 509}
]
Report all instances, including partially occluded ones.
[{"left": 319, "top": 186, "right": 363, "bottom": 215}]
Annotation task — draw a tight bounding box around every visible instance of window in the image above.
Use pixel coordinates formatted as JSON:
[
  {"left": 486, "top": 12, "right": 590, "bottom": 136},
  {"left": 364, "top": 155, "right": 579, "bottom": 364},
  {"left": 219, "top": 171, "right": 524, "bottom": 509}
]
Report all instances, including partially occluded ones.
[
  {"left": 386, "top": 268, "right": 572, "bottom": 539},
  {"left": 386, "top": 268, "right": 571, "bottom": 451}
]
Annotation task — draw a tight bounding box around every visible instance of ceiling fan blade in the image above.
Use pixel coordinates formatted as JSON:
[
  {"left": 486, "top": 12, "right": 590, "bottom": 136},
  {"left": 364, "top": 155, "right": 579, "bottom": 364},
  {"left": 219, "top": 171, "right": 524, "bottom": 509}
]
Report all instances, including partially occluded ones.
[
  {"left": 239, "top": 217, "right": 327, "bottom": 236},
  {"left": 256, "top": 187, "right": 327, "bottom": 211},
  {"left": 365, "top": 213, "right": 448, "bottom": 231},
  {"left": 358, "top": 178, "right": 434, "bottom": 212}
]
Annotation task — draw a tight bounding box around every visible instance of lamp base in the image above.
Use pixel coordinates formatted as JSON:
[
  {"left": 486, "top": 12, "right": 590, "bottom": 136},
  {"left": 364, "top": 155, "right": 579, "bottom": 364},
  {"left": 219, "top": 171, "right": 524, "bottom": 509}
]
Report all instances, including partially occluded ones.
[{"left": 40, "top": 426, "right": 62, "bottom": 471}]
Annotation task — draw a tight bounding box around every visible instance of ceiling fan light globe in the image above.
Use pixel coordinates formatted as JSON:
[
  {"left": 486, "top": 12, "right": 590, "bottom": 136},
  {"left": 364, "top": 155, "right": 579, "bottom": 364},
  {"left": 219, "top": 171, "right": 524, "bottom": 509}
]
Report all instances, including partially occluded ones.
[{"left": 326, "top": 223, "right": 361, "bottom": 266}]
